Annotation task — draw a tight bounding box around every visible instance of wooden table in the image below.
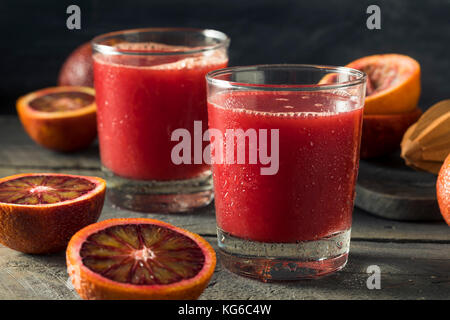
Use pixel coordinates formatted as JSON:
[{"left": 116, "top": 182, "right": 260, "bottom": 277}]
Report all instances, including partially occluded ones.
[{"left": 0, "top": 116, "right": 448, "bottom": 300}]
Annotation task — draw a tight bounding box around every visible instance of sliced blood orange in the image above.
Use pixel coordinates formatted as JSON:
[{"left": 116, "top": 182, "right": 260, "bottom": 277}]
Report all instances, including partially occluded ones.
[
  {"left": 346, "top": 54, "right": 421, "bottom": 115},
  {"left": 66, "top": 218, "right": 216, "bottom": 300},
  {"left": 0, "top": 173, "right": 105, "bottom": 254},
  {"left": 16, "top": 86, "right": 97, "bottom": 152},
  {"left": 320, "top": 54, "right": 421, "bottom": 115}
]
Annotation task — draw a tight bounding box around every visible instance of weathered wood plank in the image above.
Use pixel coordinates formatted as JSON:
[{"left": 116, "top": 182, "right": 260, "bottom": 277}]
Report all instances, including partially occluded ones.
[
  {"left": 0, "top": 166, "right": 448, "bottom": 242},
  {"left": 0, "top": 116, "right": 100, "bottom": 169},
  {"left": 203, "top": 240, "right": 450, "bottom": 300},
  {"left": 351, "top": 208, "right": 449, "bottom": 242},
  {"left": 0, "top": 115, "right": 449, "bottom": 300},
  {"left": 356, "top": 155, "right": 441, "bottom": 221},
  {"left": 0, "top": 246, "right": 79, "bottom": 300},
  {"left": 0, "top": 239, "right": 448, "bottom": 300}
]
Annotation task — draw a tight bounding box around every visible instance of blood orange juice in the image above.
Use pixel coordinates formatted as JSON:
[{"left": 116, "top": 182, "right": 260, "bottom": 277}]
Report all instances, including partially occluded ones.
[
  {"left": 94, "top": 48, "right": 227, "bottom": 180},
  {"left": 209, "top": 91, "right": 363, "bottom": 242},
  {"left": 92, "top": 28, "right": 229, "bottom": 213},
  {"left": 206, "top": 65, "right": 366, "bottom": 280}
]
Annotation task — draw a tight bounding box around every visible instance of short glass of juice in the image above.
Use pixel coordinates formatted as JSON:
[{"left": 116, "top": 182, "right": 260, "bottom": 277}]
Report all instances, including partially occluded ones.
[
  {"left": 92, "top": 28, "right": 229, "bottom": 212},
  {"left": 206, "top": 65, "right": 366, "bottom": 281}
]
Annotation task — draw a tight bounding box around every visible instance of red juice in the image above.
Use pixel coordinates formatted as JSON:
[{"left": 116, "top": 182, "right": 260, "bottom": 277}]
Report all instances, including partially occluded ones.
[
  {"left": 93, "top": 43, "right": 228, "bottom": 181},
  {"left": 208, "top": 91, "right": 363, "bottom": 243}
]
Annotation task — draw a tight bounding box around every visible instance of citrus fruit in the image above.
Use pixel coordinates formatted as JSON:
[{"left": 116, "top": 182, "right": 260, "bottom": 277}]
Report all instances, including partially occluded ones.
[
  {"left": 66, "top": 218, "right": 216, "bottom": 300},
  {"left": 437, "top": 153, "right": 450, "bottom": 226},
  {"left": 0, "top": 173, "right": 105, "bottom": 254},
  {"left": 360, "top": 107, "right": 422, "bottom": 158},
  {"left": 58, "top": 42, "right": 93, "bottom": 87},
  {"left": 346, "top": 54, "right": 421, "bottom": 115},
  {"left": 16, "top": 86, "right": 97, "bottom": 152}
]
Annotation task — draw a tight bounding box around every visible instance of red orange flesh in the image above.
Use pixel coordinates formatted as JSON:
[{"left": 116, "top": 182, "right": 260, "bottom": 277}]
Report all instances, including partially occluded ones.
[
  {"left": 347, "top": 54, "right": 421, "bottom": 115},
  {"left": 29, "top": 91, "right": 94, "bottom": 112},
  {"left": 67, "top": 218, "right": 216, "bottom": 300},
  {"left": 16, "top": 86, "right": 97, "bottom": 152}
]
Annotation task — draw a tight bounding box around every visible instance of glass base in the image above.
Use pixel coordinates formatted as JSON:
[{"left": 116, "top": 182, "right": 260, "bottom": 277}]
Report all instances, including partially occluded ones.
[
  {"left": 217, "top": 228, "right": 351, "bottom": 282},
  {"left": 102, "top": 167, "right": 214, "bottom": 213}
]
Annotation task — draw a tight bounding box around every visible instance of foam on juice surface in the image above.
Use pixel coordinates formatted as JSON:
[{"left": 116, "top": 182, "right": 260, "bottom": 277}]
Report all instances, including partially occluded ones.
[
  {"left": 94, "top": 41, "right": 227, "bottom": 70},
  {"left": 209, "top": 91, "right": 360, "bottom": 118}
]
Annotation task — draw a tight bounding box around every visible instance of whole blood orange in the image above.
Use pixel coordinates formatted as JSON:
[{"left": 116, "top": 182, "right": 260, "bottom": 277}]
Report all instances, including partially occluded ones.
[
  {"left": 16, "top": 86, "right": 97, "bottom": 152},
  {"left": 58, "top": 42, "right": 93, "bottom": 87},
  {"left": 437, "top": 153, "right": 450, "bottom": 226},
  {"left": 346, "top": 54, "right": 421, "bottom": 115},
  {"left": 361, "top": 107, "right": 422, "bottom": 158},
  {"left": 0, "top": 173, "right": 105, "bottom": 254},
  {"left": 66, "top": 218, "right": 216, "bottom": 300}
]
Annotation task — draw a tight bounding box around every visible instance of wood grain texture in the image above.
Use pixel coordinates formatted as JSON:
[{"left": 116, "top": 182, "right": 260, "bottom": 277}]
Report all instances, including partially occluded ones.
[
  {"left": 203, "top": 240, "right": 450, "bottom": 300},
  {"left": 0, "top": 115, "right": 448, "bottom": 300},
  {"left": 356, "top": 154, "right": 442, "bottom": 221},
  {"left": 1, "top": 239, "right": 448, "bottom": 300}
]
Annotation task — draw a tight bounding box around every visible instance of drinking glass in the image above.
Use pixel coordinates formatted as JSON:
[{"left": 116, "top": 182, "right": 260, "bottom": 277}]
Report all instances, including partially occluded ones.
[
  {"left": 206, "top": 65, "right": 366, "bottom": 281},
  {"left": 92, "top": 28, "right": 229, "bottom": 212}
]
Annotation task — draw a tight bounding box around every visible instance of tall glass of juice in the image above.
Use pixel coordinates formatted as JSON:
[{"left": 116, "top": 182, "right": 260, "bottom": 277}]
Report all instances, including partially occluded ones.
[
  {"left": 92, "top": 28, "right": 229, "bottom": 212},
  {"left": 206, "top": 65, "right": 366, "bottom": 281}
]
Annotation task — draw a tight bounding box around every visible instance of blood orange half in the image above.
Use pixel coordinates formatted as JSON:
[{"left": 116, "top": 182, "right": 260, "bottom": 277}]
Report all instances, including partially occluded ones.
[
  {"left": 346, "top": 54, "right": 421, "bottom": 115},
  {"left": 0, "top": 173, "right": 105, "bottom": 254},
  {"left": 320, "top": 54, "right": 421, "bottom": 115},
  {"left": 66, "top": 218, "right": 216, "bottom": 300},
  {"left": 16, "top": 86, "right": 97, "bottom": 152}
]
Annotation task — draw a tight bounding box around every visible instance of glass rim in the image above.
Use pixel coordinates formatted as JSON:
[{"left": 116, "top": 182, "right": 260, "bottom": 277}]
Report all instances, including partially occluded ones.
[
  {"left": 206, "top": 64, "right": 367, "bottom": 91},
  {"left": 92, "top": 27, "right": 230, "bottom": 56}
]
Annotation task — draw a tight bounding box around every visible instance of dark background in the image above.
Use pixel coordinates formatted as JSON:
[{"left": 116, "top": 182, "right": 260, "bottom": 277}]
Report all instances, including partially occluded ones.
[{"left": 1, "top": 0, "right": 449, "bottom": 114}]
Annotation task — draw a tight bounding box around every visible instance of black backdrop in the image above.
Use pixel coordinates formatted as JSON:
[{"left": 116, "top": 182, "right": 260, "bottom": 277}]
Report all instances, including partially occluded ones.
[{"left": 1, "top": 0, "right": 449, "bottom": 114}]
